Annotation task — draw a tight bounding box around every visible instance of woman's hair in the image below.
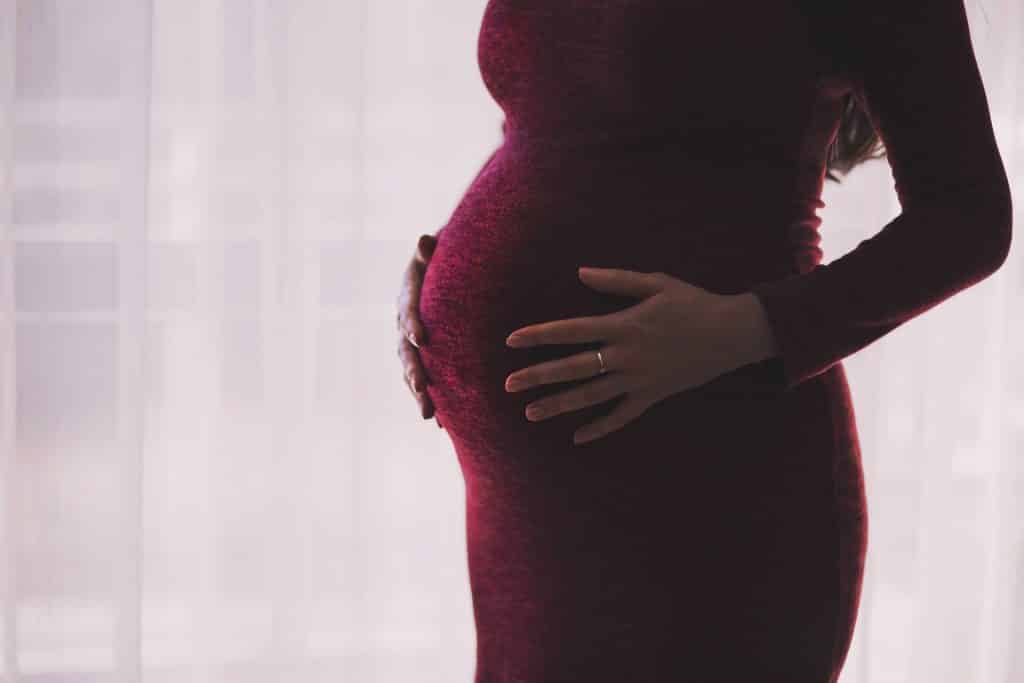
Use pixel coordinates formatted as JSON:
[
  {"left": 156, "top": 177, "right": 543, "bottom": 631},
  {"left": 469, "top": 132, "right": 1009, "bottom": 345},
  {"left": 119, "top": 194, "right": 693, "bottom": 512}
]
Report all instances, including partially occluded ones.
[
  {"left": 824, "top": 93, "right": 887, "bottom": 182},
  {"left": 823, "top": 0, "right": 985, "bottom": 182},
  {"left": 811, "top": 0, "right": 888, "bottom": 183}
]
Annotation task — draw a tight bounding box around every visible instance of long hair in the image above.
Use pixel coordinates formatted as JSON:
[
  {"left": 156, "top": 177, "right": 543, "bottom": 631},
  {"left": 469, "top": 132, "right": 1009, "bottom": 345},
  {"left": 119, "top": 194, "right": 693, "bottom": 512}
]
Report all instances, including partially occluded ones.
[{"left": 824, "top": 92, "right": 886, "bottom": 182}]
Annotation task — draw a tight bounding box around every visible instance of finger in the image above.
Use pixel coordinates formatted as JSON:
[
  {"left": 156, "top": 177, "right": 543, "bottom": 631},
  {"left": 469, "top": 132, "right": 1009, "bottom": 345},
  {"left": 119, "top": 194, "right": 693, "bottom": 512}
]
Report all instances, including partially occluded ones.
[
  {"left": 505, "top": 313, "right": 617, "bottom": 348},
  {"left": 572, "top": 394, "right": 650, "bottom": 445},
  {"left": 506, "top": 346, "right": 617, "bottom": 392},
  {"left": 397, "top": 339, "right": 430, "bottom": 397},
  {"left": 524, "top": 373, "right": 628, "bottom": 422},
  {"left": 401, "top": 372, "right": 435, "bottom": 419},
  {"left": 416, "top": 234, "right": 437, "bottom": 264},
  {"left": 577, "top": 267, "right": 667, "bottom": 298},
  {"left": 401, "top": 308, "right": 426, "bottom": 348},
  {"left": 419, "top": 395, "right": 435, "bottom": 420},
  {"left": 398, "top": 264, "right": 427, "bottom": 347}
]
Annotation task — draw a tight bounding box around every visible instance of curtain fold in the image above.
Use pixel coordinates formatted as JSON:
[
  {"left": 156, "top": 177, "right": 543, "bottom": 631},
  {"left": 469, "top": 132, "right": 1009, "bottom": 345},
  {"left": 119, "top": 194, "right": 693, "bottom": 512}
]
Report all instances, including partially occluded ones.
[{"left": 0, "top": 1, "right": 1021, "bottom": 681}]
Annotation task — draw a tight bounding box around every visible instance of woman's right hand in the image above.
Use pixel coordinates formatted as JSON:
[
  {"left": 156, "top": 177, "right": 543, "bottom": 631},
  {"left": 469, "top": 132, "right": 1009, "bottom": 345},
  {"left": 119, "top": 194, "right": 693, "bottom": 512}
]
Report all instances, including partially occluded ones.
[{"left": 396, "top": 233, "right": 443, "bottom": 428}]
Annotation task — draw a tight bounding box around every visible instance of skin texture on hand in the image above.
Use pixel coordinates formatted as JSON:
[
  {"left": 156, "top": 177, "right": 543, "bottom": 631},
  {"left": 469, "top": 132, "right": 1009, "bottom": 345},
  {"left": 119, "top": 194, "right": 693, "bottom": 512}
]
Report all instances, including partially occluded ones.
[
  {"left": 396, "top": 233, "right": 443, "bottom": 428},
  {"left": 399, "top": 237, "right": 779, "bottom": 437},
  {"left": 502, "top": 267, "right": 776, "bottom": 445}
]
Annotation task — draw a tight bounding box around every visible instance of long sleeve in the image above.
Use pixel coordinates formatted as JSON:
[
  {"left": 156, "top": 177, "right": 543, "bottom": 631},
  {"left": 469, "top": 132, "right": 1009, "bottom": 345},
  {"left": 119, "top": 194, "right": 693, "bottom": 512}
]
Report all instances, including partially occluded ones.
[{"left": 749, "top": 0, "right": 1013, "bottom": 391}]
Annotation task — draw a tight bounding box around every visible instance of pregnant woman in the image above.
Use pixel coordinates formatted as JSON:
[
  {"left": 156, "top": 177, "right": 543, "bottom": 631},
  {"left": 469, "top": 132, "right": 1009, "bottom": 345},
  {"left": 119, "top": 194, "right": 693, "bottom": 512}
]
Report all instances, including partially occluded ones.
[{"left": 396, "top": 0, "right": 1012, "bottom": 680}]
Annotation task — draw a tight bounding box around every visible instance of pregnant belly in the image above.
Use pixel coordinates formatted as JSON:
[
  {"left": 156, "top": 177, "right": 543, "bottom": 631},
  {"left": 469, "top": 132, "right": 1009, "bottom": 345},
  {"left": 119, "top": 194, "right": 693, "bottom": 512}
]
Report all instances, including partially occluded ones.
[
  {"left": 418, "top": 153, "right": 676, "bottom": 382},
  {"left": 417, "top": 147, "right": 797, "bottom": 450}
]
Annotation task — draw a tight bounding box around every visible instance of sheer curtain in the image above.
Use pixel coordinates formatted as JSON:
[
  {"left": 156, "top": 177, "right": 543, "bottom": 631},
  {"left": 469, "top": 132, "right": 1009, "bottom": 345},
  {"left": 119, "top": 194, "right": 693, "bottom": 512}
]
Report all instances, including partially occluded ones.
[{"left": 0, "top": 1, "right": 1020, "bottom": 682}]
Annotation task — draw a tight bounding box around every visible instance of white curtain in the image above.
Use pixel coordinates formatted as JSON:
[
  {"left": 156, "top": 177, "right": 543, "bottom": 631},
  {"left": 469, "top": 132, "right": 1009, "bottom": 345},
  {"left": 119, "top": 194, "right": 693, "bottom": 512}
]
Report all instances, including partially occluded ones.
[{"left": 0, "top": 1, "right": 1020, "bottom": 681}]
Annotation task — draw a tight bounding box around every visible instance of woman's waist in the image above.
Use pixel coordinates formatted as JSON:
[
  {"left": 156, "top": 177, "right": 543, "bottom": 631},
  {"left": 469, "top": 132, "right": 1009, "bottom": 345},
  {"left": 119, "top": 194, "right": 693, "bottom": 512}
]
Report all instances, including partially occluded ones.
[
  {"left": 446, "top": 145, "right": 824, "bottom": 259},
  {"left": 490, "top": 130, "right": 827, "bottom": 205},
  {"left": 433, "top": 194, "right": 807, "bottom": 296}
]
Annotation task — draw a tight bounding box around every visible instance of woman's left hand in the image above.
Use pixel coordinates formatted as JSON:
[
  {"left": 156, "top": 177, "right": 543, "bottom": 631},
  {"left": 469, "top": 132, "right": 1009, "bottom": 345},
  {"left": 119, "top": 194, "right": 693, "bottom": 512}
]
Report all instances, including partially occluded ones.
[{"left": 504, "top": 266, "right": 759, "bottom": 445}]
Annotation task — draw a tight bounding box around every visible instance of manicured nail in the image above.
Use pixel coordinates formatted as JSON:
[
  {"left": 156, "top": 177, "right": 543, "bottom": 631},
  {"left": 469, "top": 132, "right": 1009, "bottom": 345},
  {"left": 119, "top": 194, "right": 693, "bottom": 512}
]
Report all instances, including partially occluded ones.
[
  {"left": 407, "top": 331, "right": 419, "bottom": 348},
  {"left": 506, "top": 334, "right": 522, "bottom": 347}
]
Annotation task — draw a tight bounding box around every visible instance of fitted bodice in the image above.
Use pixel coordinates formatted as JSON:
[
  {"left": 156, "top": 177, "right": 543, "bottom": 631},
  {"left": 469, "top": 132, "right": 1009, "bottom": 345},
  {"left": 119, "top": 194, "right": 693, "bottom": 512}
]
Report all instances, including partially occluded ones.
[{"left": 472, "top": 0, "right": 856, "bottom": 276}]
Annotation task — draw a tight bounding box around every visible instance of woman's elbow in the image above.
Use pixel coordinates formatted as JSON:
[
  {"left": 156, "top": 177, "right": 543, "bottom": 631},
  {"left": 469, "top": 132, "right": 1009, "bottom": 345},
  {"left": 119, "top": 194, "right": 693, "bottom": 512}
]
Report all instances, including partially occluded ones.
[{"left": 979, "top": 184, "right": 1013, "bottom": 276}]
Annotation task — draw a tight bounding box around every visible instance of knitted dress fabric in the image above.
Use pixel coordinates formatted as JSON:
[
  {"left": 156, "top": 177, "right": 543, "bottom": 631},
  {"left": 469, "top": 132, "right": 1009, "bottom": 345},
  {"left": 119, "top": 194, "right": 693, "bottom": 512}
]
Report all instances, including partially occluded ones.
[{"left": 417, "top": 1, "right": 1012, "bottom": 681}]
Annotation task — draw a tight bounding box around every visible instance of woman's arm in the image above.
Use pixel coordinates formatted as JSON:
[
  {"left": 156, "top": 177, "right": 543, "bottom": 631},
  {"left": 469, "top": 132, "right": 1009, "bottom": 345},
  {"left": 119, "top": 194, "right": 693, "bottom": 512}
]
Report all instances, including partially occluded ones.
[{"left": 747, "top": 0, "right": 1013, "bottom": 391}]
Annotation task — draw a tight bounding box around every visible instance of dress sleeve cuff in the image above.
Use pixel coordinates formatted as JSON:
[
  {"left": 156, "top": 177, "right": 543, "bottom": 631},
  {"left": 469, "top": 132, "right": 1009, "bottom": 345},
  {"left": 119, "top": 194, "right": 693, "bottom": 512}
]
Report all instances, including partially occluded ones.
[{"left": 749, "top": 268, "right": 837, "bottom": 392}]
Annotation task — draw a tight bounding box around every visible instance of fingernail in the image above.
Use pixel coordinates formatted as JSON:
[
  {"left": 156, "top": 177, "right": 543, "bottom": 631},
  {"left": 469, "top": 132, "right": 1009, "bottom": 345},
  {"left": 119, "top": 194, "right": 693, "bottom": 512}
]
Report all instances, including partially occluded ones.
[{"left": 407, "top": 332, "right": 419, "bottom": 348}]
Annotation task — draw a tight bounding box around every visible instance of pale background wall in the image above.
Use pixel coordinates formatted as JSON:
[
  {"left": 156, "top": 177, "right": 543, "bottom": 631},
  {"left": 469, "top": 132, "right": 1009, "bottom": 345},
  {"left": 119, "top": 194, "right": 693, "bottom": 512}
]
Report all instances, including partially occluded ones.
[{"left": 0, "top": 1, "right": 1021, "bottom": 681}]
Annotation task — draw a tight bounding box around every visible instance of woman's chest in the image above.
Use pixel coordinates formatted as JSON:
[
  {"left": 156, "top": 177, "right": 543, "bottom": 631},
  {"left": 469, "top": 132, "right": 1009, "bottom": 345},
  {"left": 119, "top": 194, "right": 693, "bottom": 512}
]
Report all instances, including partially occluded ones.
[{"left": 477, "top": 0, "right": 830, "bottom": 124}]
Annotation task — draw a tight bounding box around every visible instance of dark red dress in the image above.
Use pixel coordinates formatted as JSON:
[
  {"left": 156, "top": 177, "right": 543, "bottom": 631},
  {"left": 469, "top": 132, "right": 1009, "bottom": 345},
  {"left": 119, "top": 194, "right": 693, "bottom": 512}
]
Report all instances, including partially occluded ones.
[{"left": 418, "top": 1, "right": 1012, "bottom": 680}]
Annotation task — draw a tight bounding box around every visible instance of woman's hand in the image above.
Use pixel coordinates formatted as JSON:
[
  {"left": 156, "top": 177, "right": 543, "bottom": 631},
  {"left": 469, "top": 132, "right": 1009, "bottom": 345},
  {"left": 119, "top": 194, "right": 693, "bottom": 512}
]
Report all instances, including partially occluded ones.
[
  {"left": 504, "top": 267, "right": 771, "bottom": 445},
  {"left": 396, "top": 233, "right": 443, "bottom": 428}
]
